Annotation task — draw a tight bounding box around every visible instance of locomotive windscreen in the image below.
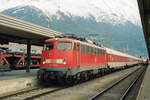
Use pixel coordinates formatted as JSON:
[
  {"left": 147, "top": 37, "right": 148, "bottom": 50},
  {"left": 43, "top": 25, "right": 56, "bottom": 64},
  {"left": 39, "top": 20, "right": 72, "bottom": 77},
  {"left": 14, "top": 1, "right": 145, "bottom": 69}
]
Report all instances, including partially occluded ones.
[
  {"left": 57, "top": 42, "right": 72, "bottom": 51},
  {"left": 44, "top": 42, "right": 54, "bottom": 51}
]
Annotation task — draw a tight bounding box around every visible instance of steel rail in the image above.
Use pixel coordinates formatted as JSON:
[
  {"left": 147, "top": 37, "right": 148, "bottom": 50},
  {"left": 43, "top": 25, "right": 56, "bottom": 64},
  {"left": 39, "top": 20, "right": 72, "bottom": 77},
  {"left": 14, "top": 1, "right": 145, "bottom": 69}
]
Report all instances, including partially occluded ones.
[
  {"left": 23, "top": 87, "right": 68, "bottom": 100},
  {"left": 120, "top": 67, "right": 146, "bottom": 100},
  {"left": 89, "top": 67, "right": 142, "bottom": 100},
  {"left": 0, "top": 86, "right": 68, "bottom": 100},
  {"left": 0, "top": 87, "right": 40, "bottom": 99}
]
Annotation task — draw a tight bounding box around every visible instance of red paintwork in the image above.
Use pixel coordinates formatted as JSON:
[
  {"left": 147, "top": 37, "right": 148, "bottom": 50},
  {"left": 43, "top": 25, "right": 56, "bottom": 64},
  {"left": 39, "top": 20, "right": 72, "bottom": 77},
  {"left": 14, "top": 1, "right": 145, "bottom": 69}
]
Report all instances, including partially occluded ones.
[
  {"left": 41, "top": 39, "right": 75, "bottom": 68},
  {"left": 0, "top": 51, "right": 41, "bottom": 69},
  {"left": 14, "top": 54, "right": 41, "bottom": 68},
  {"left": 41, "top": 38, "right": 142, "bottom": 70},
  {"left": 41, "top": 38, "right": 107, "bottom": 69},
  {"left": 0, "top": 52, "right": 12, "bottom": 68},
  {"left": 106, "top": 53, "right": 139, "bottom": 63}
]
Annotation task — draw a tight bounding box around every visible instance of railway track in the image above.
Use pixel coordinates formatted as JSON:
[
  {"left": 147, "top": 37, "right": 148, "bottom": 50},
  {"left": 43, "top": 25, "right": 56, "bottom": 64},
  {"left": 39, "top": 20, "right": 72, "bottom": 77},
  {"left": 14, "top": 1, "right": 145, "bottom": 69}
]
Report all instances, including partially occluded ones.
[
  {"left": 0, "top": 86, "right": 68, "bottom": 100},
  {"left": 0, "top": 66, "right": 144, "bottom": 100},
  {"left": 89, "top": 66, "right": 146, "bottom": 100}
]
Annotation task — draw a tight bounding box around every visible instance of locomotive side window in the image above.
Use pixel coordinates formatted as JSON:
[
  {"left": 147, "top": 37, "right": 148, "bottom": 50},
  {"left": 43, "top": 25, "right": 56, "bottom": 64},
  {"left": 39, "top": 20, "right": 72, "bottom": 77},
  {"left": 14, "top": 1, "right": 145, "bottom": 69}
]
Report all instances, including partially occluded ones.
[
  {"left": 57, "top": 42, "right": 72, "bottom": 51},
  {"left": 44, "top": 42, "right": 54, "bottom": 51},
  {"left": 81, "top": 44, "right": 83, "bottom": 53},
  {"left": 81, "top": 44, "right": 105, "bottom": 55},
  {"left": 97, "top": 49, "right": 105, "bottom": 55},
  {"left": 81, "top": 44, "right": 86, "bottom": 53}
]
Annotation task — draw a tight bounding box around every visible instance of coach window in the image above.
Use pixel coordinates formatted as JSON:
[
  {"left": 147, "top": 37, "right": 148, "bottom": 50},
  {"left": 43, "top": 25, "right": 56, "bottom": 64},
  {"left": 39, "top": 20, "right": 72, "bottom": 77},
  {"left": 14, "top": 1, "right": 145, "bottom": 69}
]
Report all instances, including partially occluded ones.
[
  {"left": 91, "top": 47, "right": 93, "bottom": 54},
  {"left": 44, "top": 42, "right": 54, "bottom": 51},
  {"left": 87, "top": 45, "right": 89, "bottom": 53},
  {"left": 103, "top": 50, "right": 105, "bottom": 55},
  {"left": 93, "top": 47, "right": 95, "bottom": 54},
  {"left": 89, "top": 47, "right": 91, "bottom": 54},
  {"left": 85, "top": 45, "right": 87, "bottom": 53},
  {"left": 88, "top": 46, "right": 90, "bottom": 53},
  {"left": 94, "top": 48, "right": 96, "bottom": 54},
  {"left": 93, "top": 48, "right": 95, "bottom": 54},
  {"left": 101, "top": 50, "right": 103, "bottom": 55},
  {"left": 102, "top": 50, "right": 104, "bottom": 55},
  {"left": 99, "top": 49, "right": 102, "bottom": 55},
  {"left": 98, "top": 49, "right": 100, "bottom": 55},
  {"left": 96, "top": 48, "right": 98, "bottom": 54},
  {"left": 92, "top": 47, "right": 94, "bottom": 54}
]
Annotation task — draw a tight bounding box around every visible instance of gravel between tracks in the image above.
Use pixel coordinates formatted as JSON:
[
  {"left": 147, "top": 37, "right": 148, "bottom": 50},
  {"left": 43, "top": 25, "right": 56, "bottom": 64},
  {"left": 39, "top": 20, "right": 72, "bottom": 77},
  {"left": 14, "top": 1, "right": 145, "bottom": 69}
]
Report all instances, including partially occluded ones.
[{"left": 34, "top": 66, "right": 140, "bottom": 100}]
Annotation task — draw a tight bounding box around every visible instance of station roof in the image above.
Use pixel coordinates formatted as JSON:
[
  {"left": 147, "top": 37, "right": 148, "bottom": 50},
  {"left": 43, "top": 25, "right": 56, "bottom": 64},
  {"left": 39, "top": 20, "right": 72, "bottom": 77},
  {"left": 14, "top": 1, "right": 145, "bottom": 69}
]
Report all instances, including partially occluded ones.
[
  {"left": 137, "top": 0, "right": 150, "bottom": 57},
  {"left": 0, "top": 13, "right": 62, "bottom": 46}
]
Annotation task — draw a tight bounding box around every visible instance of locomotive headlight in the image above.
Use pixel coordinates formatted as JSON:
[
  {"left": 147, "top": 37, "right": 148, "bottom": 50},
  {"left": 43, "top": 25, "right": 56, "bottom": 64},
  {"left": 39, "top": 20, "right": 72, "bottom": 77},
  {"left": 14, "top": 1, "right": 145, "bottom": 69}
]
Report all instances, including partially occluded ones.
[
  {"left": 63, "top": 58, "right": 66, "bottom": 65},
  {"left": 43, "top": 61, "right": 46, "bottom": 64}
]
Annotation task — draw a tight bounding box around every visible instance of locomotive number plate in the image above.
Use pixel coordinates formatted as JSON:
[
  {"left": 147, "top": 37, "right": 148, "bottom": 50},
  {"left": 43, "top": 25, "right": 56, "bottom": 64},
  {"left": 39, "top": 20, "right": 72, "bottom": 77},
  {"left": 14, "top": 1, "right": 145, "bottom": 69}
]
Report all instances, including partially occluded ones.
[{"left": 45, "top": 59, "right": 51, "bottom": 63}]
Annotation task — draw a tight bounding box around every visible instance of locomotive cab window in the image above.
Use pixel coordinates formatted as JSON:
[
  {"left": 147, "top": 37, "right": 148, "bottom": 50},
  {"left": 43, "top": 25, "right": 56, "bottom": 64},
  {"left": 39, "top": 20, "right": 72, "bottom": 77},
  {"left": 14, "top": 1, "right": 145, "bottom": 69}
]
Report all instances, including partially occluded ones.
[
  {"left": 57, "top": 42, "right": 72, "bottom": 51},
  {"left": 73, "top": 43, "right": 79, "bottom": 51},
  {"left": 44, "top": 42, "right": 54, "bottom": 51},
  {"left": 73, "top": 43, "right": 77, "bottom": 51},
  {"left": 77, "top": 44, "right": 80, "bottom": 50}
]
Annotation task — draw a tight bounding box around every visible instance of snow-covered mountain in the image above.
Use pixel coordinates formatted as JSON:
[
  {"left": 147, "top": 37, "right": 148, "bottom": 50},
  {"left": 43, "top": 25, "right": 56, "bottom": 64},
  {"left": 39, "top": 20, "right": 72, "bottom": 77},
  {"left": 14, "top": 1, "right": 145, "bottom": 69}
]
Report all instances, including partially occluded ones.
[
  {"left": 0, "top": 0, "right": 141, "bottom": 25},
  {"left": 0, "top": 0, "right": 148, "bottom": 57}
]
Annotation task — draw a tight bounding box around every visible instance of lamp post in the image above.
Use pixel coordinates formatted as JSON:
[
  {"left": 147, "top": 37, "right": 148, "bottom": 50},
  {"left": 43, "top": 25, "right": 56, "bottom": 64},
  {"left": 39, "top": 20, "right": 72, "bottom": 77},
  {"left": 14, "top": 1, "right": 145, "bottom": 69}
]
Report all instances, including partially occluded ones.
[
  {"left": 40, "top": 9, "right": 50, "bottom": 28},
  {"left": 46, "top": 15, "right": 50, "bottom": 28}
]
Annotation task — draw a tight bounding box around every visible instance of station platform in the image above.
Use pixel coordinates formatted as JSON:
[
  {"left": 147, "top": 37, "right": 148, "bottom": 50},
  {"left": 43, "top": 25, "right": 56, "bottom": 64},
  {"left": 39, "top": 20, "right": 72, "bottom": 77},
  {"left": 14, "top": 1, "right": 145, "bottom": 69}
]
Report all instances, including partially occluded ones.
[
  {"left": 0, "top": 69, "right": 38, "bottom": 95},
  {"left": 137, "top": 65, "right": 150, "bottom": 100}
]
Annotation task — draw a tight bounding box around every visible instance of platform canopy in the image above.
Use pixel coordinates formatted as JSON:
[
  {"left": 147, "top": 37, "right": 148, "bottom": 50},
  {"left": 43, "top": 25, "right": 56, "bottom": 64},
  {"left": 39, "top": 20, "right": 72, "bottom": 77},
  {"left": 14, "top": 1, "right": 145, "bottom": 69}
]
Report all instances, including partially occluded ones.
[
  {"left": 137, "top": 0, "right": 150, "bottom": 57},
  {"left": 0, "top": 13, "right": 62, "bottom": 46}
]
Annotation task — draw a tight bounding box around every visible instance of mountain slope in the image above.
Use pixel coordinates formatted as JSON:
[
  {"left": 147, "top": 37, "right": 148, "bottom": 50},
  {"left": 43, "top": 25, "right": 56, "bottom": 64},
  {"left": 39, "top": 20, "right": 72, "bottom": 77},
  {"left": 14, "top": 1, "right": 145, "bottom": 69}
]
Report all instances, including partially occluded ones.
[
  {"left": 0, "top": 0, "right": 140, "bottom": 25},
  {"left": 2, "top": 6, "right": 148, "bottom": 57}
]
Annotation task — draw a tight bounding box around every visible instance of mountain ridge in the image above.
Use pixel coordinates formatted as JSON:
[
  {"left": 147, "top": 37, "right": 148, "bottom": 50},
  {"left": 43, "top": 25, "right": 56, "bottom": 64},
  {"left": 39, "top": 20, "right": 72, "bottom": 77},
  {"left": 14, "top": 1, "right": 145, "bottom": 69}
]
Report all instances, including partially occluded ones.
[
  {"left": 1, "top": 5, "right": 148, "bottom": 57},
  {"left": 0, "top": 0, "right": 140, "bottom": 25}
]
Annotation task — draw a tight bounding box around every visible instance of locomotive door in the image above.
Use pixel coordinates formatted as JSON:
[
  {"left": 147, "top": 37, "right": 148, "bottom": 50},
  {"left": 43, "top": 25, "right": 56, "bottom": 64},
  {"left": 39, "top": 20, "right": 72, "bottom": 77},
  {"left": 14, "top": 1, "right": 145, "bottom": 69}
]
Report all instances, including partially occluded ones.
[
  {"left": 73, "top": 43, "right": 80, "bottom": 67},
  {"left": 76, "top": 43, "right": 80, "bottom": 67}
]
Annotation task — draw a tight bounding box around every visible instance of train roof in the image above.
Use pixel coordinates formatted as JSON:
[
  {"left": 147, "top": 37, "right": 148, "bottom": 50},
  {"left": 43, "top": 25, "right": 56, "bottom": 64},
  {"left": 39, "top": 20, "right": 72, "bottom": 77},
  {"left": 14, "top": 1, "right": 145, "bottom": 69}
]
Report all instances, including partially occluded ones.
[
  {"left": 105, "top": 47, "right": 141, "bottom": 60},
  {"left": 46, "top": 34, "right": 105, "bottom": 49},
  {"left": 46, "top": 37, "right": 105, "bottom": 50},
  {"left": 46, "top": 37, "right": 142, "bottom": 60}
]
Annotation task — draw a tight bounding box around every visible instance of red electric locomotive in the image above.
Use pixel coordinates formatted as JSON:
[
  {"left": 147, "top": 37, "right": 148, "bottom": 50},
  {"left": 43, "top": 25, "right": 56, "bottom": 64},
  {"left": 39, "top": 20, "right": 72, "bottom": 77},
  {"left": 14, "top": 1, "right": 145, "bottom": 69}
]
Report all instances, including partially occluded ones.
[{"left": 37, "top": 35, "right": 142, "bottom": 84}]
